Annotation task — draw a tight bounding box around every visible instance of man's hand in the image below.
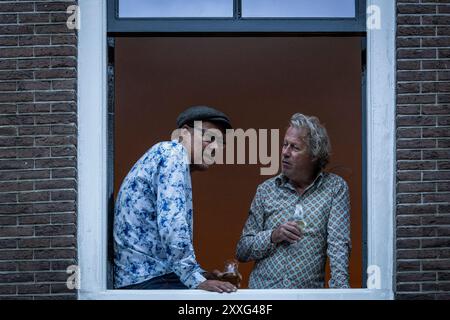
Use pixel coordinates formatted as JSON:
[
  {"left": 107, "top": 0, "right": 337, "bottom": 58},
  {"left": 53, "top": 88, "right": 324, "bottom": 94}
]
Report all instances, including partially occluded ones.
[
  {"left": 197, "top": 280, "right": 237, "bottom": 293},
  {"left": 203, "top": 270, "right": 222, "bottom": 280},
  {"left": 271, "top": 221, "right": 302, "bottom": 244}
]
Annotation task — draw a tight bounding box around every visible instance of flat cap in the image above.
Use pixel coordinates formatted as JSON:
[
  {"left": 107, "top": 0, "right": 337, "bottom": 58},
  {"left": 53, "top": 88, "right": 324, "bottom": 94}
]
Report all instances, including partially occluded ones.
[{"left": 176, "top": 105, "right": 232, "bottom": 130}]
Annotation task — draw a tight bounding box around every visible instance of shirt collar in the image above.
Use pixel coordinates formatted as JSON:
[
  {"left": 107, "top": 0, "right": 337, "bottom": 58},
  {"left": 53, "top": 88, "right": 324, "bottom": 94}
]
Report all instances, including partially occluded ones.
[{"left": 275, "top": 171, "right": 325, "bottom": 193}]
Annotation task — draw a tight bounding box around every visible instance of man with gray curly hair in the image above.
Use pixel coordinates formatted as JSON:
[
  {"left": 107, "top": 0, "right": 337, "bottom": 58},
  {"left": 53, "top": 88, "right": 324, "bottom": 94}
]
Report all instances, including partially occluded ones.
[{"left": 236, "top": 113, "right": 351, "bottom": 289}]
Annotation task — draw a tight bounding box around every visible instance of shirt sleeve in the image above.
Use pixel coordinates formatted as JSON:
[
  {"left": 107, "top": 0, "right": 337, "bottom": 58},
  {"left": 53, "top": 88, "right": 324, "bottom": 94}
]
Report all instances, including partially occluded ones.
[
  {"left": 327, "top": 178, "right": 351, "bottom": 289},
  {"left": 155, "top": 146, "right": 206, "bottom": 289},
  {"left": 236, "top": 186, "right": 277, "bottom": 262}
]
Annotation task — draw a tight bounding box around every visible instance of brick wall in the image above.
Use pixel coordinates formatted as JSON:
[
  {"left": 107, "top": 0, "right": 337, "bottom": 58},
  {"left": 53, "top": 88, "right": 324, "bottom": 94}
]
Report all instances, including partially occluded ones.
[
  {"left": 396, "top": 0, "right": 450, "bottom": 300},
  {"left": 0, "top": 1, "right": 77, "bottom": 300}
]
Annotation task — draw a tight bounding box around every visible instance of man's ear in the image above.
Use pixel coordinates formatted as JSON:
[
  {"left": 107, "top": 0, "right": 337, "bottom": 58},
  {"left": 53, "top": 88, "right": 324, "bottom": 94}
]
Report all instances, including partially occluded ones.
[
  {"left": 178, "top": 125, "right": 189, "bottom": 135},
  {"left": 173, "top": 126, "right": 191, "bottom": 144},
  {"left": 181, "top": 125, "right": 193, "bottom": 135}
]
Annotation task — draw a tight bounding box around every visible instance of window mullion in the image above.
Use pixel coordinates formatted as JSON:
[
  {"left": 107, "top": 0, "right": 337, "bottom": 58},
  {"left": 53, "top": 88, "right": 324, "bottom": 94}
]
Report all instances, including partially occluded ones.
[{"left": 234, "top": 0, "right": 242, "bottom": 19}]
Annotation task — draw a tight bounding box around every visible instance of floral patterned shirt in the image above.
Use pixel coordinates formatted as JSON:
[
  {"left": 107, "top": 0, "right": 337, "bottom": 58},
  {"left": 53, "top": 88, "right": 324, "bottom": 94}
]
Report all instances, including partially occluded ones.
[
  {"left": 114, "top": 141, "right": 206, "bottom": 289},
  {"left": 236, "top": 172, "right": 351, "bottom": 289}
]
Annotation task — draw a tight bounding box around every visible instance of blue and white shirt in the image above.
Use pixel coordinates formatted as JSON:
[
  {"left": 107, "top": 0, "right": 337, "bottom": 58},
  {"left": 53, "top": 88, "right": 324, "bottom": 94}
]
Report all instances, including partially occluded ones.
[{"left": 113, "top": 141, "right": 206, "bottom": 289}]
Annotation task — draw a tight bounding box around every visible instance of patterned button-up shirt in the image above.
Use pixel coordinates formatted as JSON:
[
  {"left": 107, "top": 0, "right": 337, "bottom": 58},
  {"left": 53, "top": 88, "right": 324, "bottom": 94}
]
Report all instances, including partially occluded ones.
[
  {"left": 114, "top": 141, "right": 206, "bottom": 289},
  {"left": 236, "top": 172, "right": 351, "bottom": 289}
]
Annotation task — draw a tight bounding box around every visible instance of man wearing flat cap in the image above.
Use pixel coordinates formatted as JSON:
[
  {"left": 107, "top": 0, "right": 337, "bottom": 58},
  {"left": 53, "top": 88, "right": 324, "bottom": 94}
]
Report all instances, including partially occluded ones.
[{"left": 114, "top": 106, "right": 236, "bottom": 293}]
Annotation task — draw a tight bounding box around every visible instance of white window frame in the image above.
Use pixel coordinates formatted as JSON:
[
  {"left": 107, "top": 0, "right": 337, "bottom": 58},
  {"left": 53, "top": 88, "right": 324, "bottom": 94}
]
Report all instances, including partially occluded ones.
[{"left": 77, "top": 0, "right": 395, "bottom": 300}]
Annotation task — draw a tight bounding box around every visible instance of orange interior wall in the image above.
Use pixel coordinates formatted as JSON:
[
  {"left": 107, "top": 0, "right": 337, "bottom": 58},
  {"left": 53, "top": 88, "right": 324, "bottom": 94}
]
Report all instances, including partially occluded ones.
[{"left": 114, "top": 37, "right": 363, "bottom": 288}]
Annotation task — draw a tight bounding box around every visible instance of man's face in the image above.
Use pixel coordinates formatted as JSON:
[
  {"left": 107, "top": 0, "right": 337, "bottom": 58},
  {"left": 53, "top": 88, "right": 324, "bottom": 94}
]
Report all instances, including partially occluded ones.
[
  {"left": 281, "top": 126, "right": 316, "bottom": 181},
  {"left": 186, "top": 121, "right": 225, "bottom": 171}
]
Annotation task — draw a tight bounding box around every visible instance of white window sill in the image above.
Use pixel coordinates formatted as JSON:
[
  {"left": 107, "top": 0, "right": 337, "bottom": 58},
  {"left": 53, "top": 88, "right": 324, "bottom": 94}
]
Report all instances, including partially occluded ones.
[{"left": 79, "top": 289, "right": 393, "bottom": 300}]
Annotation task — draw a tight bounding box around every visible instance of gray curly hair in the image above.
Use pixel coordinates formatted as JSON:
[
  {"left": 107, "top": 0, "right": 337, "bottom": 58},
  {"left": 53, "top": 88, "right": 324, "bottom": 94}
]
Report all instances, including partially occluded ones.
[{"left": 289, "top": 113, "right": 331, "bottom": 170}]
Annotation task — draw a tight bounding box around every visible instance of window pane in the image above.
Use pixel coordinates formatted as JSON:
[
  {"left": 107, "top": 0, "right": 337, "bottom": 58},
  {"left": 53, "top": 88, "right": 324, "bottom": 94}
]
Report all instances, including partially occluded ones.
[
  {"left": 242, "top": 0, "right": 356, "bottom": 18},
  {"left": 118, "top": 0, "right": 234, "bottom": 18}
]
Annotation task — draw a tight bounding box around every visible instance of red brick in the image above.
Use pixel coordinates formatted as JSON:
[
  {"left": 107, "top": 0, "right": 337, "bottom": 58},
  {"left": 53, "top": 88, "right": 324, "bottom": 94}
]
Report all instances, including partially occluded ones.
[
  {"left": 17, "top": 284, "right": 50, "bottom": 295},
  {"left": 35, "top": 225, "right": 76, "bottom": 237}
]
